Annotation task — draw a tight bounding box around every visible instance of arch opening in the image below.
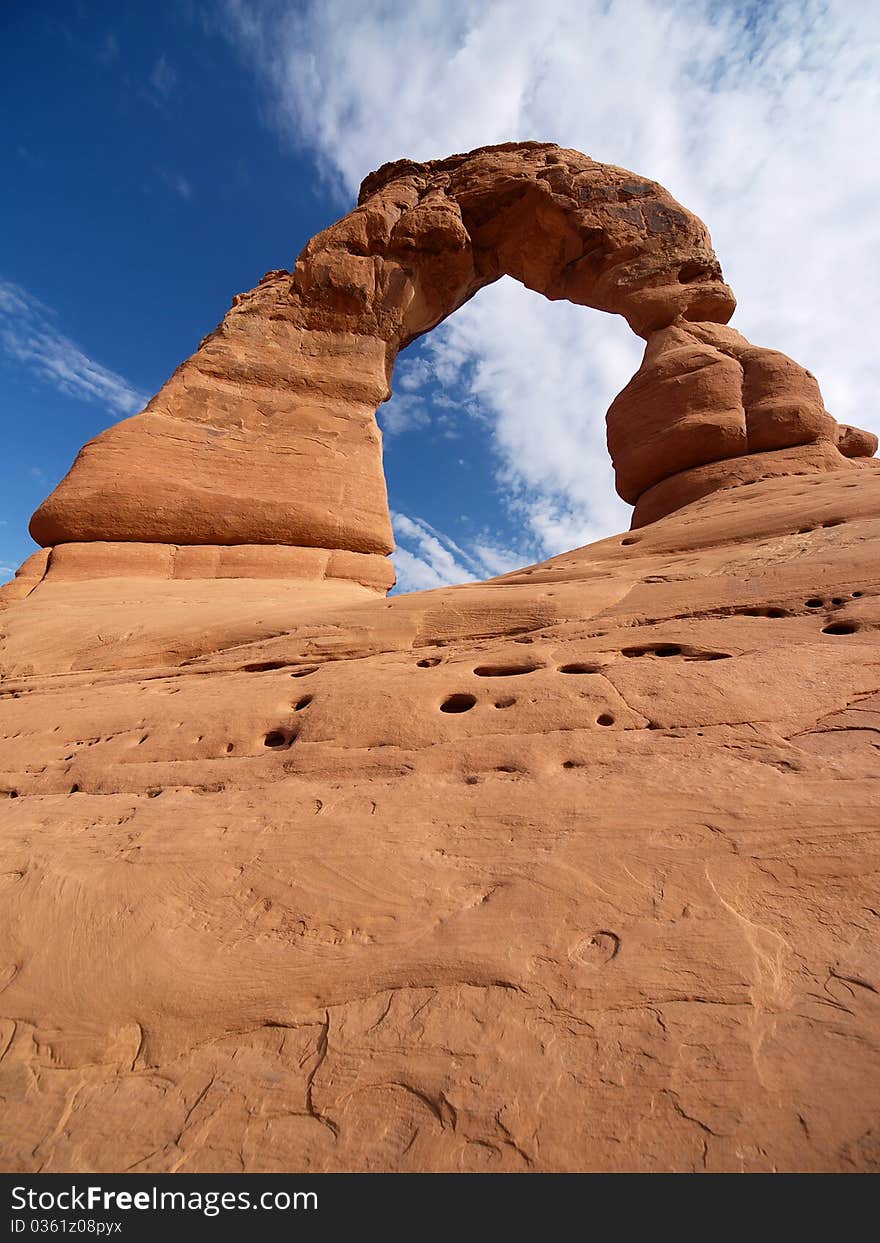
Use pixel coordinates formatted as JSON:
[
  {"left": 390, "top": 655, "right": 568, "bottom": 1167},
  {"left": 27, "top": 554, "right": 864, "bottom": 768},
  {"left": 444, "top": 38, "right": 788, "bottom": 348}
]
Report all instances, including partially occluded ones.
[{"left": 379, "top": 277, "right": 637, "bottom": 593}]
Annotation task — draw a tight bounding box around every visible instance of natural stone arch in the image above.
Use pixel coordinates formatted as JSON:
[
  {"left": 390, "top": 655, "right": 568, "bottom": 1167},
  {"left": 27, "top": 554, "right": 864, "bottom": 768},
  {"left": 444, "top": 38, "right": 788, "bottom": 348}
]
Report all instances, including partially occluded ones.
[
  {"left": 29, "top": 142, "right": 876, "bottom": 577},
  {"left": 310, "top": 141, "right": 735, "bottom": 345}
]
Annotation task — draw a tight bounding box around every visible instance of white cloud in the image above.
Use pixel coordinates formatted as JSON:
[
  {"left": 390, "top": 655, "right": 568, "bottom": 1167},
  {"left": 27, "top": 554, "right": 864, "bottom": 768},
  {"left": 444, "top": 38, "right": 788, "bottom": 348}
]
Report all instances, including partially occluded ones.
[
  {"left": 222, "top": 0, "right": 880, "bottom": 555},
  {"left": 0, "top": 279, "right": 146, "bottom": 417},
  {"left": 391, "top": 510, "right": 525, "bottom": 592},
  {"left": 377, "top": 391, "right": 430, "bottom": 438}
]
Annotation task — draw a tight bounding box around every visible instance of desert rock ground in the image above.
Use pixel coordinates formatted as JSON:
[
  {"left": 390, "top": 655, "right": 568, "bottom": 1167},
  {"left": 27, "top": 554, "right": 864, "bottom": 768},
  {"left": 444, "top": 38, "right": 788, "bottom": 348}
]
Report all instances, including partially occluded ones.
[{"left": 1, "top": 144, "right": 878, "bottom": 1172}]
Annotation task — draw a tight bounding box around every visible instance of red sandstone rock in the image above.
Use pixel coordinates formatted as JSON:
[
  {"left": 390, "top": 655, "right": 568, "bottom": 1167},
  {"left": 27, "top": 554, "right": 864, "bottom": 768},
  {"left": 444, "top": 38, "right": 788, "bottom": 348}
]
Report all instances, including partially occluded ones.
[
  {"left": 2, "top": 144, "right": 879, "bottom": 1174},
  {"left": 838, "top": 423, "right": 879, "bottom": 458},
  {"left": 30, "top": 143, "right": 736, "bottom": 555},
  {"left": 607, "top": 319, "right": 868, "bottom": 523},
  {"left": 3, "top": 466, "right": 880, "bottom": 1172},
  {"left": 30, "top": 143, "right": 874, "bottom": 555}
]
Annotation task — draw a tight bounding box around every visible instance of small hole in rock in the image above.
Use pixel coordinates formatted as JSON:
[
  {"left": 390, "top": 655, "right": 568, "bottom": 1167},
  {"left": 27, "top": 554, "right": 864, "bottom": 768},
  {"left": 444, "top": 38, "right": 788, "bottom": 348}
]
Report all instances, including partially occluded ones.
[
  {"left": 805, "top": 598, "right": 823, "bottom": 608},
  {"left": 243, "top": 660, "right": 287, "bottom": 672},
  {"left": 822, "top": 622, "right": 857, "bottom": 635},
  {"left": 621, "top": 537, "right": 638, "bottom": 546},
  {"left": 655, "top": 645, "right": 682, "bottom": 657},
  {"left": 558, "top": 663, "right": 599, "bottom": 674},
  {"left": 8, "top": 790, "right": 19, "bottom": 799},
  {"left": 290, "top": 667, "right": 319, "bottom": 679},
  {"left": 147, "top": 789, "right": 161, "bottom": 798},
  {"left": 597, "top": 713, "right": 615, "bottom": 727},
  {"left": 831, "top": 597, "right": 844, "bottom": 606},
  {"left": 226, "top": 742, "right": 234, "bottom": 753},
  {"left": 294, "top": 696, "right": 313, "bottom": 711},
  {"left": 562, "top": 760, "right": 582, "bottom": 769},
  {"left": 852, "top": 591, "right": 863, "bottom": 598},
  {"left": 440, "top": 693, "right": 477, "bottom": 714},
  {"left": 495, "top": 697, "right": 516, "bottom": 709},
  {"left": 70, "top": 784, "right": 80, "bottom": 793},
  {"left": 264, "top": 729, "right": 294, "bottom": 747},
  {"left": 464, "top": 775, "right": 480, "bottom": 785},
  {"left": 474, "top": 664, "right": 541, "bottom": 677},
  {"left": 417, "top": 657, "right": 441, "bottom": 668},
  {"left": 496, "top": 765, "right": 519, "bottom": 773}
]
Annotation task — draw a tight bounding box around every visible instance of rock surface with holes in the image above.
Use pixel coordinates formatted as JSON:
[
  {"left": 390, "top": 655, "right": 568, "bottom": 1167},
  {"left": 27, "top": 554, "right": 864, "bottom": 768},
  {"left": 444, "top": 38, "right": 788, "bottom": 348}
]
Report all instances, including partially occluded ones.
[
  {"left": 2, "top": 465, "right": 880, "bottom": 1173},
  {"left": 2, "top": 142, "right": 880, "bottom": 1173}
]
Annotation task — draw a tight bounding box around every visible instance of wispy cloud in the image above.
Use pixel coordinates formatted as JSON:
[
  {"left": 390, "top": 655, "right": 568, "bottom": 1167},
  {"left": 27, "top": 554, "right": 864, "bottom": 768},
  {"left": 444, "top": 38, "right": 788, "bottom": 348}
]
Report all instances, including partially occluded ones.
[
  {"left": 150, "top": 54, "right": 177, "bottom": 99},
  {"left": 392, "top": 510, "right": 526, "bottom": 592},
  {"left": 0, "top": 279, "right": 146, "bottom": 417},
  {"left": 156, "top": 167, "right": 193, "bottom": 200},
  {"left": 377, "top": 391, "right": 430, "bottom": 438},
  {"left": 221, "top": 0, "right": 880, "bottom": 556}
]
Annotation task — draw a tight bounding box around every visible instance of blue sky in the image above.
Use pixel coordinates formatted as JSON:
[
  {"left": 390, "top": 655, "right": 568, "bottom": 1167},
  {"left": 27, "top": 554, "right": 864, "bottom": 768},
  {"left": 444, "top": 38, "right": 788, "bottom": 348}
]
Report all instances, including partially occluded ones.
[{"left": 3, "top": 1, "right": 878, "bottom": 590}]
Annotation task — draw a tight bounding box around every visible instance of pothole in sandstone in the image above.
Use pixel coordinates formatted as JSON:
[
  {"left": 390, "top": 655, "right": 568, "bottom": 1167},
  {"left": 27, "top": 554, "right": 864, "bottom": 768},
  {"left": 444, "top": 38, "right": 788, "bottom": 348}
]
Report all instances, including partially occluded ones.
[
  {"left": 440, "top": 693, "right": 477, "bottom": 713},
  {"left": 473, "top": 663, "right": 542, "bottom": 677},
  {"left": 572, "top": 930, "right": 620, "bottom": 967},
  {"left": 822, "top": 621, "right": 858, "bottom": 635},
  {"left": 807, "top": 593, "right": 864, "bottom": 608},
  {"left": 416, "top": 657, "right": 441, "bottom": 668},
  {"left": 264, "top": 729, "right": 297, "bottom": 748},
  {"left": 620, "top": 645, "right": 730, "bottom": 661},
  {"left": 558, "top": 662, "right": 601, "bottom": 674}
]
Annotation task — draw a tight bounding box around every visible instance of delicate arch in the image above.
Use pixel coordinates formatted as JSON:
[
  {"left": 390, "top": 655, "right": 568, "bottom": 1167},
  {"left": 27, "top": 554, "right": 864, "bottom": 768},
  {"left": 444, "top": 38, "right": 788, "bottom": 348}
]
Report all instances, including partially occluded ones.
[{"left": 29, "top": 142, "right": 874, "bottom": 563}]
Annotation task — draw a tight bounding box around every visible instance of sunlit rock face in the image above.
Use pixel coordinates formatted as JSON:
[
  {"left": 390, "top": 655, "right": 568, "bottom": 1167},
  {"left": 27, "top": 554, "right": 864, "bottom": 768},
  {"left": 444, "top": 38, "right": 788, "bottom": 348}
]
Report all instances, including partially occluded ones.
[{"left": 1, "top": 143, "right": 878, "bottom": 1174}]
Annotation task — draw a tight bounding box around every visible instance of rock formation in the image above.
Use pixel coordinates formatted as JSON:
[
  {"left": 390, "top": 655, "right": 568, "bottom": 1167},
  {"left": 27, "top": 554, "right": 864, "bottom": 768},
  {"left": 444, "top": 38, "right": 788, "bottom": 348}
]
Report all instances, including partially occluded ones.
[{"left": 1, "top": 143, "right": 878, "bottom": 1173}]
